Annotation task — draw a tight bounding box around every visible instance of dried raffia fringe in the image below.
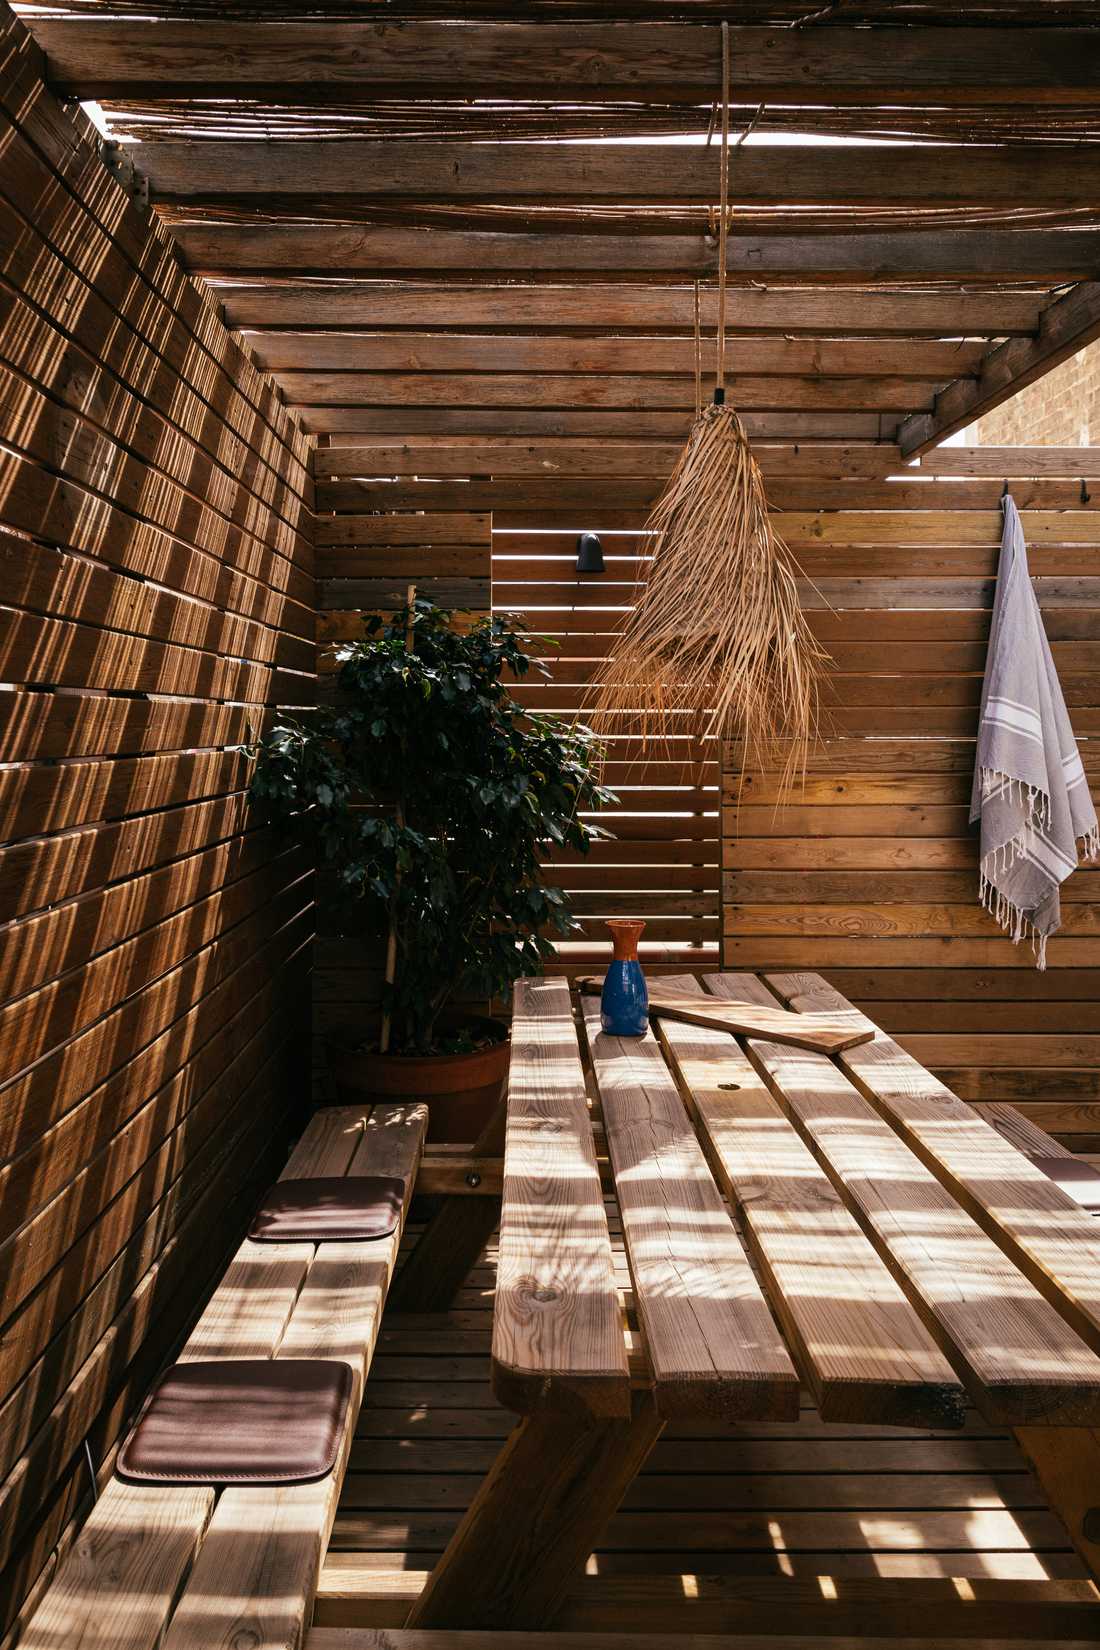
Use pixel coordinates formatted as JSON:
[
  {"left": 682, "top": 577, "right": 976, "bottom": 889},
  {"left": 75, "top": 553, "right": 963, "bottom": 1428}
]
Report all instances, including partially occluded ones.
[
  {"left": 590, "top": 399, "right": 829, "bottom": 794},
  {"left": 976, "top": 768, "right": 1100, "bottom": 969}
]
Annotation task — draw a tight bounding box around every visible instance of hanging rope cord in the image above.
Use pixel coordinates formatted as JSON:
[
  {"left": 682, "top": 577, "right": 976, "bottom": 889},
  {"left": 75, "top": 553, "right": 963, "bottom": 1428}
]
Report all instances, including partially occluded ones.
[
  {"left": 703, "top": 26, "right": 766, "bottom": 405},
  {"left": 716, "top": 18, "right": 731, "bottom": 398},
  {"left": 693, "top": 280, "right": 702, "bottom": 418}
]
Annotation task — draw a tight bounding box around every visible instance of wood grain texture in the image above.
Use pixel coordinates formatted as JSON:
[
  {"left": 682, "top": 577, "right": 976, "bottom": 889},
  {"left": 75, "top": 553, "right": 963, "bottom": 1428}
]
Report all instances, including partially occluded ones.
[
  {"left": 655, "top": 975, "right": 965, "bottom": 1429},
  {"left": 708, "top": 974, "right": 1100, "bottom": 1427},
  {"left": 0, "top": 12, "right": 315, "bottom": 1628},
  {"left": 159, "top": 1104, "right": 427, "bottom": 1650},
  {"left": 404, "top": 1392, "right": 665, "bottom": 1632},
  {"left": 772, "top": 974, "right": 1100, "bottom": 1365},
  {"left": 143, "top": 143, "right": 1100, "bottom": 208},
  {"left": 32, "top": 20, "right": 1100, "bottom": 104},
  {"left": 223, "top": 285, "right": 1044, "bottom": 337},
  {"left": 490, "top": 978, "right": 628, "bottom": 1419},
  {"left": 13, "top": 1102, "right": 352, "bottom": 1650},
  {"left": 640, "top": 987, "right": 875, "bottom": 1054},
  {"left": 578, "top": 991, "right": 799, "bottom": 1422}
]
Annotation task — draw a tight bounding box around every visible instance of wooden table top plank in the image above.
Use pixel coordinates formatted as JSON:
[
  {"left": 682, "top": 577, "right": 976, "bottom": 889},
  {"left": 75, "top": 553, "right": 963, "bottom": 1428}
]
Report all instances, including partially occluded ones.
[
  {"left": 972, "top": 1102, "right": 1076, "bottom": 1163},
  {"left": 706, "top": 975, "right": 1100, "bottom": 1428},
  {"left": 655, "top": 974, "right": 966, "bottom": 1430},
  {"left": 578, "top": 990, "right": 800, "bottom": 1423},
  {"left": 161, "top": 1103, "right": 428, "bottom": 1650},
  {"left": 492, "top": 977, "right": 630, "bottom": 1419},
  {"left": 17, "top": 1106, "right": 368, "bottom": 1650},
  {"left": 646, "top": 988, "right": 875, "bottom": 1054},
  {"left": 770, "top": 971, "right": 1100, "bottom": 1364}
]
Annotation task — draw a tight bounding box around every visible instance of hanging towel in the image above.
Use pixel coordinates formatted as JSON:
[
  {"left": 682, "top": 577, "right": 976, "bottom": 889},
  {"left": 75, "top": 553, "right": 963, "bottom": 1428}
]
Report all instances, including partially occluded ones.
[{"left": 970, "top": 494, "right": 1099, "bottom": 968}]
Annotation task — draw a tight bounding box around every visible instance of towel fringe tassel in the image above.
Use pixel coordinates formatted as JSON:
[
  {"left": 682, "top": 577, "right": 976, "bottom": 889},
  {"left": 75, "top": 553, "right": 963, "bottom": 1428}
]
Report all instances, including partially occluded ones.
[{"left": 977, "top": 767, "right": 1058, "bottom": 970}]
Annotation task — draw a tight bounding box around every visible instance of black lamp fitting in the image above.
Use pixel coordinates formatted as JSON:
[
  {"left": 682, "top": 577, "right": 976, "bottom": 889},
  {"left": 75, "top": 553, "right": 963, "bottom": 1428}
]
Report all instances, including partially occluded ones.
[{"left": 576, "top": 531, "right": 605, "bottom": 574}]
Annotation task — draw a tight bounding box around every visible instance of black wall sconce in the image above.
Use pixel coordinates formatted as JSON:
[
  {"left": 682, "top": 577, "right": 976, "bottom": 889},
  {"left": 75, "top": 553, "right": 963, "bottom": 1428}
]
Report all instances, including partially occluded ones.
[{"left": 576, "top": 531, "right": 605, "bottom": 574}]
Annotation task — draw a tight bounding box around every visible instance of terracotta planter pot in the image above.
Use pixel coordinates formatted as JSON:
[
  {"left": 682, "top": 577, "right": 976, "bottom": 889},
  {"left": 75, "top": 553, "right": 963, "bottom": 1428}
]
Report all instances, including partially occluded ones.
[{"left": 327, "top": 1015, "right": 509, "bottom": 1143}]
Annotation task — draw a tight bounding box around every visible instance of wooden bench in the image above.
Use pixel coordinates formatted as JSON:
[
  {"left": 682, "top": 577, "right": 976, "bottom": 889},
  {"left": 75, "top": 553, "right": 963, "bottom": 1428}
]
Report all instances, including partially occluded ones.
[
  {"left": 405, "top": 971, "right": 1100, "bottom": 1632},
  {"left": 18, "top": 1101, "right": 426, "bottom": 1650},
  {"left": 306, "top": 1629, "right": 1100, "bottom": 1650}
]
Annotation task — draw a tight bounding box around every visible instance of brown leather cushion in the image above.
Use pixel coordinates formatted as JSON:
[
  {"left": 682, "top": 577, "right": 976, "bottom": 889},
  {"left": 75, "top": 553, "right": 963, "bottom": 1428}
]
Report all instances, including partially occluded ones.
[
  {"left": 1030, "top": 1154, "right": 1100, "bottom": 1212},
  {"left": 117, "top": 1359, "right": 353, "bottom": 1484},
  {"left": 247, "top": 1175, "right": 405, "bottom": 1242}
]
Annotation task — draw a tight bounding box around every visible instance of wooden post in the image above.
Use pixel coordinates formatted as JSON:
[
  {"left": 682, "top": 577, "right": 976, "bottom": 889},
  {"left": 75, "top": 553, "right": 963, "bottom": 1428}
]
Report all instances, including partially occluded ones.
[
  {"left": 1015, "top": 1426, "right": 1100, "bottom": 1587},
  {"left": 379, "top": 583, "right": 416, "bottom": 1055},
  {"left": 405, "top": 1388, "right": 664, "bottom": 1630},
  {"left": 387, "top": 1097, "right": 506, "bottom": 1313}
]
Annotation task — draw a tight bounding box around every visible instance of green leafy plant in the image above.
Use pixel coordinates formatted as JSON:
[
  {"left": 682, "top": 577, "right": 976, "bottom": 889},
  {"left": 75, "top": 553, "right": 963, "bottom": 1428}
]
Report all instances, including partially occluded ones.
[{"left": 248, "top": 601, "right": 614, "bottom": 1054}]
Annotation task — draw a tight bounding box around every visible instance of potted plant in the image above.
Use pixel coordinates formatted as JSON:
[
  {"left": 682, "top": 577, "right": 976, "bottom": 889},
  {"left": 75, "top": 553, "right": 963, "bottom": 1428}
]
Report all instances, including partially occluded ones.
[{"left": 248, "top": 600, "right": 613, "bottom": 1139}]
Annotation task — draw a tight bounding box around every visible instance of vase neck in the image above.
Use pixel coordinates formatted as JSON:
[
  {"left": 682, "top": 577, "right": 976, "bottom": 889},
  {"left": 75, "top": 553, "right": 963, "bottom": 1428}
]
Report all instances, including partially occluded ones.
[{"left": 607, "top": 920, "right": 646, "bottom": 961}]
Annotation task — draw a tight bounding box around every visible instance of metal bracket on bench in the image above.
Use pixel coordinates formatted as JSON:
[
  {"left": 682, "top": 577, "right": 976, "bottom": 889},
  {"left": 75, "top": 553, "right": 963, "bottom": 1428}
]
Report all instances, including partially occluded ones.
[{"left": 99, "top": 140, "right": 150, "bottom": 213}]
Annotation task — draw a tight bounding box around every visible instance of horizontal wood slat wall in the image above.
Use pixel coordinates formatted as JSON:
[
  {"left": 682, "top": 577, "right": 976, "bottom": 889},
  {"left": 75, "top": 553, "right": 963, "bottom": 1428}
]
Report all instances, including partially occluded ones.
[
  {"left": 315, "top": 446, "right": 1100, "bottom": 1142},
  {"left": 0, "top": 8, "right": 316, "bottom": 1635},
  {"left": 721, "top": 461, "right": 1100, "bottom": 1154}
]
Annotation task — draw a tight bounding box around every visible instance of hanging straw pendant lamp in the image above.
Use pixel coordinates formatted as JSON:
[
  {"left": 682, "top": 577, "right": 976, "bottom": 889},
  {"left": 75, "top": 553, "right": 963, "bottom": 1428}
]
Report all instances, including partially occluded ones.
[{"left": 592, "top": 25, "right": 827, "bottom": 795}]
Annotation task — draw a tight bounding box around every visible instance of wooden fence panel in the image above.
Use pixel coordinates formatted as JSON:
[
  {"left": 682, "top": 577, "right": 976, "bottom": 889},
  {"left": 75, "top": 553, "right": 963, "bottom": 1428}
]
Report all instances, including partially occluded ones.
[
  {"left": 0, "top": 12, "right": 315, "bottom": 1631},
  {"left": 722, "top": 458, "right": 1100, "bottom": 1152}
]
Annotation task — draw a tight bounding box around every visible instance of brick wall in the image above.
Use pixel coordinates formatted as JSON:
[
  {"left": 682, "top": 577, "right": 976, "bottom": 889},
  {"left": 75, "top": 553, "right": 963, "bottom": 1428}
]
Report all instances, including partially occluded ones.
[{"left": 974, "top": 340, "right": 1100, "bottom": 446}]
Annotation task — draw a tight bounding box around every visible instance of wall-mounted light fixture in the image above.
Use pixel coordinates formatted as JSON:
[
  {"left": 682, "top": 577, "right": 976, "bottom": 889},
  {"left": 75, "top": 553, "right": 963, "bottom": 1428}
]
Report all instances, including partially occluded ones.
[{"left": 576, "top": 531, "right": 605, "bottom": 574}]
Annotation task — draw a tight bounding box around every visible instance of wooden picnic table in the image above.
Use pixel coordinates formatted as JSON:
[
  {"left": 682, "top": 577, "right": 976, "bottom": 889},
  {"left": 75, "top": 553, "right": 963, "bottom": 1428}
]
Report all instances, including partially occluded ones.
[{"left": 406, "top": 970, "right": 1100, "bottom": 1632}]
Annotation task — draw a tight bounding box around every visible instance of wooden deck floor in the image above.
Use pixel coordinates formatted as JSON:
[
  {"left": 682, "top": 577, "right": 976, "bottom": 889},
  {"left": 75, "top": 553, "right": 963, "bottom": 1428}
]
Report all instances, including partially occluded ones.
[{"left": 316, "top": 1217, "right": 1100, "bottom": 1642}]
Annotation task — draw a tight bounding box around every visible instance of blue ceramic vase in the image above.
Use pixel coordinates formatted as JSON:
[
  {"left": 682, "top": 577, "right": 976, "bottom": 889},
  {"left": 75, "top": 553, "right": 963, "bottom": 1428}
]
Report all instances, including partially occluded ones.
[{"left": 600, "top": 920, "right": 649, "bottom": 1037}]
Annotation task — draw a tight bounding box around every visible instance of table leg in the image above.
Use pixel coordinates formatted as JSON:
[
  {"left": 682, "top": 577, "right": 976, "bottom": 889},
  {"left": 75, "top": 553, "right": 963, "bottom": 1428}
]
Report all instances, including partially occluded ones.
[
  {"left": 1015, "top": 1425, "right": 1100, "bottom": 1584},
  {"left": 389, "top": 1099, "right": 506, "bottom": 1313},
  {"left": 405, "top": 1389, "right": 664, "bottom": 1629}
]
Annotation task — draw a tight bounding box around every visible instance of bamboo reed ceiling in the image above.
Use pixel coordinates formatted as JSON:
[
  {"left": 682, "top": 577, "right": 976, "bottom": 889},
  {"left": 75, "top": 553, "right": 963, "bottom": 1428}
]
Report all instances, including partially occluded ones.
[{"left": 17, "top": 4, "right": 1100, "bottom": 446}]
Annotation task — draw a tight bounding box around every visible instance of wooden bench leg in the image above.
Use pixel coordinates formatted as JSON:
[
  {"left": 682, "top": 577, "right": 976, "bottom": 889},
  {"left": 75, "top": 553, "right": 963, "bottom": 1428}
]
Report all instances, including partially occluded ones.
[
  {"left": 1015, "top": 1425, "right": 1100, "bottom": 1585},
  {"left": 405, "top": 1389, "right": 664, "bottom": 1630},
  {"left": 388, "top": 1099, "right": 505, "bottom": 1313}
]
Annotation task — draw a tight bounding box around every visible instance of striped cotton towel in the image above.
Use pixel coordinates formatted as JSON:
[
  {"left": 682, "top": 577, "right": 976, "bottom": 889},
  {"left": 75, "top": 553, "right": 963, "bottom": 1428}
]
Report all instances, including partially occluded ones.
[{"left": 969, "top": 495, "right": 1098, "bottom": 968}]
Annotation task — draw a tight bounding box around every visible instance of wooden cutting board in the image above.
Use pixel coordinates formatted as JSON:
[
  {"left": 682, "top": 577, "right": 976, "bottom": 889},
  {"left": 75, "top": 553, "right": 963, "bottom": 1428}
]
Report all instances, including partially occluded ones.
[{"left": 577, "top": 980, "right": 874, "bottom": 1055}]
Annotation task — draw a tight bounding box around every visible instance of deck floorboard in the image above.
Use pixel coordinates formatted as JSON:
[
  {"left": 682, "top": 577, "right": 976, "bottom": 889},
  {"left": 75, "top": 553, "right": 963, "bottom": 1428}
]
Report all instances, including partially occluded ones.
[{"left": 318, "top": 1215, "right": 1100, "bottom": 1640}]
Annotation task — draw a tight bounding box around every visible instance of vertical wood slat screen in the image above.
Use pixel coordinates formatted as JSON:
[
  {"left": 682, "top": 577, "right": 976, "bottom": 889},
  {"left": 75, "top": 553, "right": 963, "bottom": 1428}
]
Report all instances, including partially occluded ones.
[
  {"left": 722, "top": 481, "right": 1100, "bottom": 1152},
  {"left": 0, "top": 9, "right": 316, "bottom": 1634}
]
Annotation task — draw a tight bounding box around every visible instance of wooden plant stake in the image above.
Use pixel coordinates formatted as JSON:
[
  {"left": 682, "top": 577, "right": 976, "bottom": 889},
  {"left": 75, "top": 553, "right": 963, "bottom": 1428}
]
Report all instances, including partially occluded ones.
[{"left": 379, "top": 583, "right": 416, "bottom": 1055}]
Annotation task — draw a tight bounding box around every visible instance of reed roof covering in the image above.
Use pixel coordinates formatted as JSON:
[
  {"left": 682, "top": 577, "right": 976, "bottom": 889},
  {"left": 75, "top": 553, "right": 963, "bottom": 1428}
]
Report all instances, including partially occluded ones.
[{"left": 16, "top": 3, "right": 1100, "bottom": 451}]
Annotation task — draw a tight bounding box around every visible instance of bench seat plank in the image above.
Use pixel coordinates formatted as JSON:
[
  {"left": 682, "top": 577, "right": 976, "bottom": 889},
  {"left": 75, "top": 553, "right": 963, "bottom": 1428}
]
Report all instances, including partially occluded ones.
[
  {"left": 709, "top": 975, "right": 1100, "bottom": 1428},
  {"left": 16, "top": 1482, "right": 215, "bottom": 1650},
  {"left": 579, "top": 992, "right": 800, "bottom": 1423},
  {"left": 492, "top": 977, "right": 629, "bottom": 1419},
  {"left": 17, "top": 1106, "right": 400, "bottom": 1650},
  {"left": 770, "top": 972, "right": 1100, "bottom": 1365},
  {"left": 307, "top": 1629, "right": 1100, "bottom": 1649},
  {"left": 159, "top": 1103, "right": 426, "bottom": 1650},
  {"left": 655, "top": 975, "right": 966, "bottom": 1429}
]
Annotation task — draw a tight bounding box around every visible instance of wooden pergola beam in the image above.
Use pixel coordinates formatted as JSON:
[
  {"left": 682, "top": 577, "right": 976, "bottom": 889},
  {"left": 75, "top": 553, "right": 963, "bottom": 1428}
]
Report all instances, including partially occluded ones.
[
  {"left": 31, "top": 20, "right": 1100, "bottom": 104},
  {"left": 313, "top": 441, "right": 902, "bottom": 478},
  {"left": 920, "top": 446, "right": 1100, "bottom": 478},
  {"left": 898, "top": 280, "right": 1100, "bottom": 455},
  {"left": 142, "top": 141, "right": 1100, "bottom": 208},
  {"left": 248, "top": 333, "right": 984, "bottom": 378},
  {"left": 217, "top": 284, "right": 1046, "bottom": 336},
  {"left": 178, "top": 225, "right": 1100, "bottom": 281},
  {"left": 271, "top": 370, "right": 941, "bottom": 411},
  {"left": 299, "top": 407, "right": 892, "bottom": 439}
]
